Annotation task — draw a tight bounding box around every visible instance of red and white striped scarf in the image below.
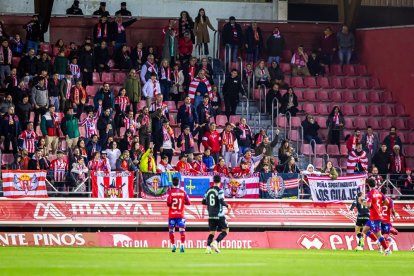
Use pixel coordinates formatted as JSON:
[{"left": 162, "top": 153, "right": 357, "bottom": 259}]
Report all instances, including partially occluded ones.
[
  {"left": 141, "top": 114, "right": 150, "bottom": 127},
  {"left": 395, "top": 155, "right": 401, "bottom": 173},
  {"left": 222, "top": 131, "right": 234, "bottom": 151},
  {"left": 173, "top": 69, "right": 180, "bottom": 84},
  {"left": 117, "top": 23, "right": 125, "bottom": 33},
  {"left": 152, "top": 79, "right": 157, "bottom": 97},
  {"left": 333, "top": 113, "right": 340, "bottom": 125},
  {"left": 293, "top": 52, "right": 306, "bottom": 67},
  {"left": 96, "top": 22, "right": 107, "bottom": 38},
  {"left": 163, "top": 126, "right": 174, "bottom": 142},
  {"left": 366, "top": 134, "right": 374, "bottom": 154},
  {"left": 180, "top": 133, "right": 194, "bottom": 151},
  {"left": 69, "top": 64, "right": 80, "bottom": 75},
  {"left": 185, "top": 104, "right": 191, "bottom": 116},
  {"left": 188, "top": 65, "right": 195, "bottom": 80},
  {"left": 161, "top": 66, "right": 171, "bottom": 81},
  {"left": 188, "top": 77, "right": 212, "bottom": 100},
  {"left": 256, "top": 134, "right": 265, "bottom": 146},
  {"left": 66, "top": 79, "right": 72, "bottom": 99}
]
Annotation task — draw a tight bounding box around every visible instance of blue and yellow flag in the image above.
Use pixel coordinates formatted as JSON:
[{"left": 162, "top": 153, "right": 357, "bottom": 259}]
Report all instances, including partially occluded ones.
[{"left": 160, "top": 172, "right": 182, "bottom": 187}]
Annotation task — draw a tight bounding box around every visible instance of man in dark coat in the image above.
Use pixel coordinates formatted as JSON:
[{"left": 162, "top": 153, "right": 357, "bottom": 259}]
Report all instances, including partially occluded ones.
[
  {"left": 177, "top": 96, "right": 198, "bottom": 132},
  {"left": 222, "top": 69, "right": 245, "bottom": 119},
  {"left": 266, "top": 27, "right": 285, "bottom": 64},
  {"left": 244, "top": 22, "right": 263, "bottom": 64},
  {"left": 222, "top": 16, "right": 243, "bottom": 62},
  {"left": 115, "top": 2, "right": 132, "bottom": 16},
  {"left": 93, "top": 2, "right": 110, "bottom": 17}
]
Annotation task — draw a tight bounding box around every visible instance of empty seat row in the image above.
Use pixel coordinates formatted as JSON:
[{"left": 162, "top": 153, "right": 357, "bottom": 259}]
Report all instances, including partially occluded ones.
[{"left": 287, "top": 76, "right": 382, "bottom": 90}]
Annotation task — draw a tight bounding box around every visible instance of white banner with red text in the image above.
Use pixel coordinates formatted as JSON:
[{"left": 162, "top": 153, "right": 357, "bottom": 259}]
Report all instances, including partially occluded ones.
[
  {"left": 0, "top": 231, "right": 413, "bottom": 251},
  {"left": 308, "top": 175, "right": 367, "bottom": 202},
  {"left": 0, "top": 199, "right": 413, "bottom": 228},
  {"left": 2, "top": 170, "right": 48, "bottom": 198}
]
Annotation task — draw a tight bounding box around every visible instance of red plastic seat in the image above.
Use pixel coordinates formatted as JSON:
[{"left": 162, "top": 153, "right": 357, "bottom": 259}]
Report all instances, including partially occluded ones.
[
  {"left": 291, "top": 117, "right": 302, "bottom": 128},
  {"left": 303, "top": 90, "right": 317, "bottom": 101},
  {"left": 86, "top": 85, "right": 96, "bottom": 96},
  {"left": 295, "top": 89, "right": 304, "bottom": 100},
  {"left": 281, "top": 50, "right": 292, "bottom": 61},
  {"left": 301, "top": 144, "right": 313, "bottom": 155},
  {"left": 380, "top": 118, "right": 393, "bottom": 130},
  {"left": 252, "top": 89, "right": 260, "bottom": 100},
  {"left": 342, "top": 90, "right": 356, "bottom": 102},
  {"left": 368, "top": 105, "right": 381, "bottom": 116},
  {"left": 405, "top": 145, "right": 414, "bottom": 157},
  {"left": 314, "top": 158, "right": 324, "bottom": 169},
  {"left": 355, "top": 65, "right": 369, "bottom": 76},
  {"left": 354, "top": 118, "right": 367, "bottom": 129},
  {"left": 355, "top": 91, "right": 368, "bottom": 103},
  {"left": 344, "top": 117, "right": 354, "bottom": 129},
  {"left": 229, "top": 115, "right": 241, "bottom": 124},
  {"left": 277, "top": 116, "right": 287, "bottom": 128},
  {"left": 92, "top": 72, "right": 101, "bottom": 83},
  {"left": 369, "top": 78, "right": 382, "bottom": 89},
  {"left": 167, "top": 101, "right": 178, "bottom": 113},
  {"left": 215, "top": 115, "right": 228, "bottom": 127},
  {"left": 344, "top": 78, "right": 357, "bottom": 89},
  {"left": 380, "top": 105, "right": 394, "bottom": 117},
  {"left": 331, "top": 77, "right": 344, "bottom": 89},
  {"left": 12, "top": 57, "right": 20, "bottom": 68},
  {"left": 289, "top": 129, "right": 300, "bottom": 141},
  {"left": 395, "top": 104, "right": 407, "bottom": 116},
  {"left": 368, "top": 91, "right": 381, "bottom": 103},
  {"left": 2, "top": 153, "right": 14, "bottom": 166},
  {"left": 329, "top": 91, "right": 342, "bottom": 102},
  {"left": 340, "top": 144, "right": 349, "bottom": 156},
  {"left": 101, "top": 72, "right": 114, "bottom": 83},
  {"left": 315, "top": 116, "right": 327, "bottom": 129},
  {"left": 354, "top": 105, "right": 368, "bottom": 116},
  {"left": 356, "top": 78, "right": 369, "bottom": 89},
  {"left": 341, "top": 105, "right": 354, "bottom": 116},
  {"left": 279, "top": 63, "right": 291, "bottom": 73},
  {"left": 316, "top": 77, "right": 331, "bottom": 89},
  {"left": 382, "top": 91, "right": 394, "bottom": 103},
  {"left": 394, "top": 118, "right": 407, "bottom": 130},
  {"left": 114, "top": 72, "right": 127, "bottom": 84},
  {"left": 304, "top": 77, "right": 319, "bottom": 88},
  {"left": 302, "top": 104, "right": 315, "bottom": 114},
  {"left": 317, "top": 90, "right": 330, "bottom": 102},
  {"left": 343, "top": 65, "right": 356, "bottom": 76},
  {"left": 316, "top": 144, "right": 327, "bottom": 156},
  {"left": 330, "top": 64, "right": 344, "bottom": 76},
  {"left": 137, "top": 100, "right": 147, "bottom": 111},
  {"left": 291, "top": 76, "right": 306, "bottom": 88},
  {"left": 327, "top": 144, "right": 340, "bottom": 156},
  {"left": 408, "top": 132, "right": 414, "bottom": 144},
  {"left": 315, "top": 104, "right": 329, "bottom": 115},
  {"left": 367, "top": 118, "right": 381, "bottom": 130}
]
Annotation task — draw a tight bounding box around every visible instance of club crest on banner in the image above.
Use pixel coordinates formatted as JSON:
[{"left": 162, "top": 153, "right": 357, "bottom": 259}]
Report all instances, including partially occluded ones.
[
  {"left": 142, "top": 174, "right": 169, "bottom": 197},
  {"left": 104, "top": 179, "right": 126, "bottom": 198},
  {"left": 13, "top": 174, "right": 39, "bottom": 194},
  {"left": 223, "top": 178, "right": 246, "bottom": 198},
  {"left": 266, "top": 175, "right": 285, "bottom": 199}
]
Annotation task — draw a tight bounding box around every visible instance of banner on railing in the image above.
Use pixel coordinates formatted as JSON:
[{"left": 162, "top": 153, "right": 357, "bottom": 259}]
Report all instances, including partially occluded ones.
[
  {"left": 2, "top": 170, "right": 48, "bottom": 198},
  {"left": 140, "top": 172, "right": 260, "bottom": 198},
  {"left": 91, "top": 171, "right": 134, "bottom": 198},
  {"left": 308, "top": 175, "right": 366, "bottom": 202},
  {"left": 259, "top": 173, "right": 300, "bottom": 199}
]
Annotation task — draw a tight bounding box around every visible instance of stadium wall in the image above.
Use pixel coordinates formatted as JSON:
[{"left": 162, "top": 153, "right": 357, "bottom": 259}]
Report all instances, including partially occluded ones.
[
  {"left": 356, "top": 26, "right": 414, "bottom": 118},
  {"left": 0, "top": 231, "right": 413, "bottom": 250}
]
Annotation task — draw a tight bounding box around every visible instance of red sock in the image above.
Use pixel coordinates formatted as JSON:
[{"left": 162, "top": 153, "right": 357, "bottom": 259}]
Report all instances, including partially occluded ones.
[
  {"left": 169, "top": 232, "right": 175, "bottom": 244},
  {"left": 380, "top": 238, "right": 389, "bottom": 250},
  {"left": 180, "top": 231, "right": 185, "bottom": 243},
  {"left": 390, "top": 227, "right": 398, "bottom": 235},
  {"left": 368, "top": 232, "right": 378, "bottom": 242}
]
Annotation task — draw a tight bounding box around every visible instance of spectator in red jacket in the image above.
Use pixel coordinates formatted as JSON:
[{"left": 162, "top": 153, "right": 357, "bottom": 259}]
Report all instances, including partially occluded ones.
[
  {"left": 319, "top": 26, "right": 337, "bottom": 65},
  {"left": 346, "top": 128, "right": 361, "bottom": 153},
  {"left": 202, "top": 122, "right": 221, "bottom": 163},
  {"left": 178, "top": 32, "right": 193, "bottom": 65}
]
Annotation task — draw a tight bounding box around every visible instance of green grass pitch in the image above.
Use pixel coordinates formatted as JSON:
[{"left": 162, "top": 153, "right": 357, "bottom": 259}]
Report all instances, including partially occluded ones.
[{"left": 0, "top": 248, "right": 413, "bottom": 276}]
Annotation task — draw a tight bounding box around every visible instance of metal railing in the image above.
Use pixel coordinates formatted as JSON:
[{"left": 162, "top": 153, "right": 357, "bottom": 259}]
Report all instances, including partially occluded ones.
[
  {"left": 271, "top": 97, "right": 279, "bottom": 138},
  {"left": 224, "top": 44, "right": 231, "bottom": 72},
  {"left": 309, "top": 139, "right": 317, "bottom": 165},
  {"left": 238, "top": 57, "right": 243, "bottom": 83},
  {"left": 283, "top": 111, "right": 292, "bottom": 139},
  {"left": 212, "top": 30, "right": 219, "bottom": 60},
  {"left": 260, "top": 84, "right": 267, "bottom": 114}
]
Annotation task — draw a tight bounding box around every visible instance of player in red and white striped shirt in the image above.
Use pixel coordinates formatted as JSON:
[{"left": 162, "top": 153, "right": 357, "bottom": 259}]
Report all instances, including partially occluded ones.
[
  {"left": 79, "top": 105, "right": 102, "bottom": 139},
  {"left": 50, "top": 150, "right": 69, "bottom": 191},
  {"left": 19, "top": 122, "right": 37, "bottom": 155}
]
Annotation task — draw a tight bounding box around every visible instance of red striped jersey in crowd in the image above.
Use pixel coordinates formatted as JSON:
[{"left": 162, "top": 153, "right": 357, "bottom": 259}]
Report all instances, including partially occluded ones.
[
  {"left": 115, "top": 96, "right": 130, "bottom": 113},
  {"left": 88, "top": 159, "right": 109, "bottom": 172},
  {"left": 69, "top": 64, "right": 80, "bottom": 79},
  {"left": 191, "top": 160, "right": 207, "bottom": 173},
  {"left": 79, "top": 106, "right": 102, "bottom": 138},
  {"left": 19, "top": 129, "right": 37, "bottom": 153},
  {"left": 149, "top": 101, "right": 168, "bottom": 117},
  {"left": 123, "top": 117, "right": 138, "bottom": 135},
  {"left": 50, "top": 159, "right": 68, "bottom": 182}
]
